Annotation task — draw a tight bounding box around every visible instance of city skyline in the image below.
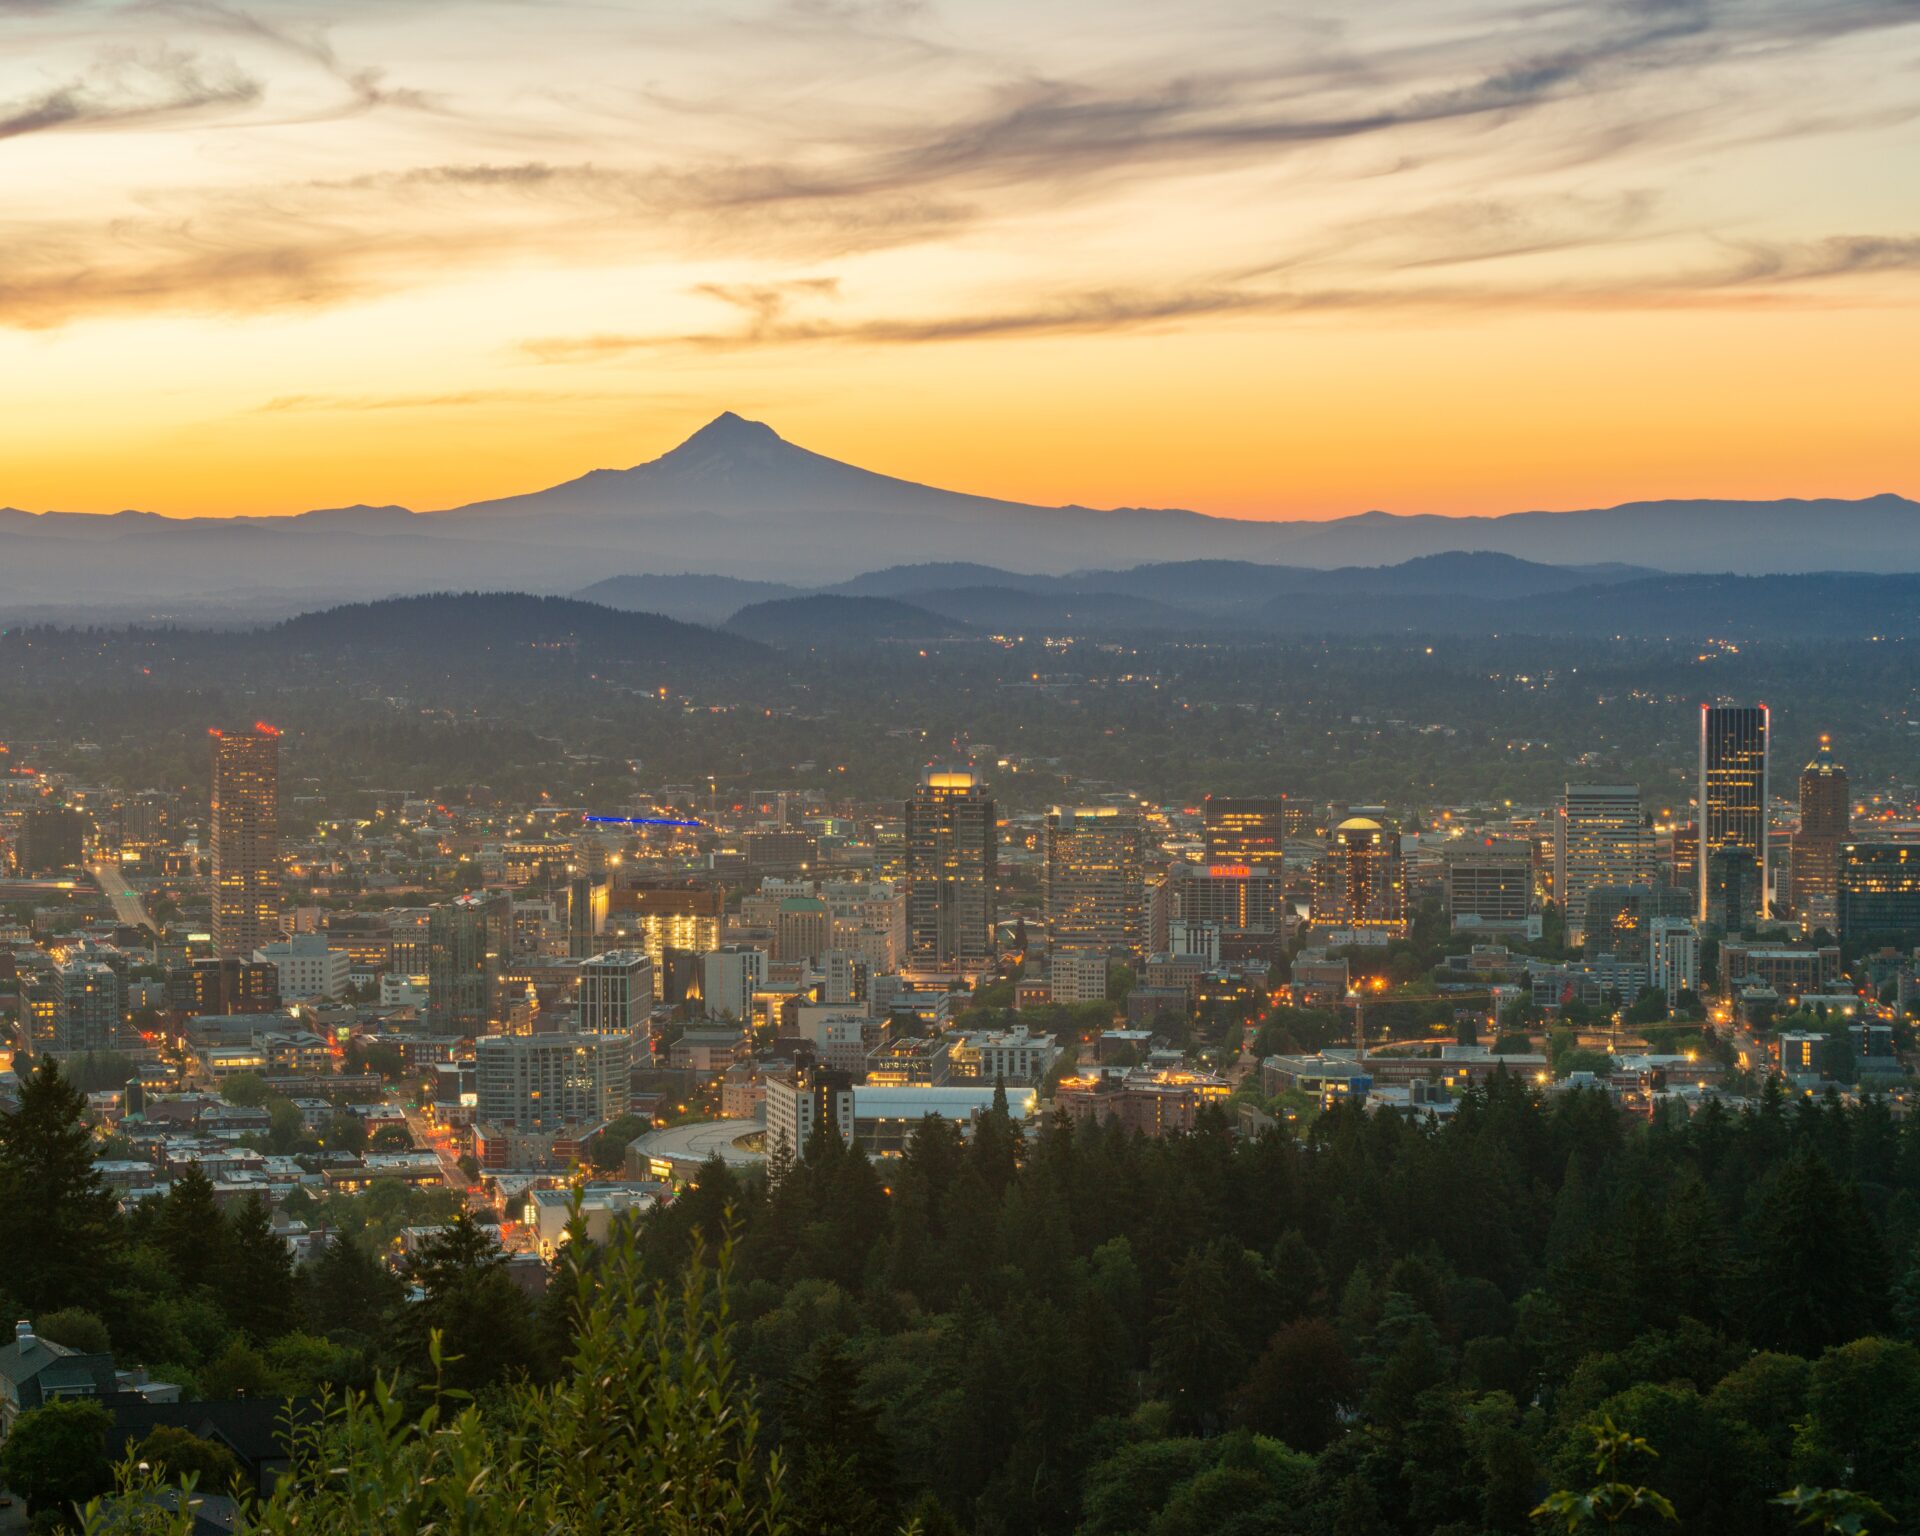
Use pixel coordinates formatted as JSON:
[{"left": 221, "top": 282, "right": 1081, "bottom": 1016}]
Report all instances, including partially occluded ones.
[{"left": 5, "top": 1, "right": 1919, "bottom": 521}]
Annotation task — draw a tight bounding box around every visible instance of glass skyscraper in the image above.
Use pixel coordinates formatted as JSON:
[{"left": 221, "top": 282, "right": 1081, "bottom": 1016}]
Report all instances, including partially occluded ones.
[{"left": 1699, "top": 704, "right": 1770, "bottom": 929}]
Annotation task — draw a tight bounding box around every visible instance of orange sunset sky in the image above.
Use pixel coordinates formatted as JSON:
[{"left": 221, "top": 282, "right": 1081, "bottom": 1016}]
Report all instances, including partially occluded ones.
[{"left": 4, "top": 0, "right": 1917, "bottom": 521}]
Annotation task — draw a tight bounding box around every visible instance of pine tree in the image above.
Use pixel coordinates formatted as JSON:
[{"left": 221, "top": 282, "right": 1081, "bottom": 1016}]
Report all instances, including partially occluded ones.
[
  {"left": 1749, "top": 1150, "right": 1884, "bottom": 1356},
  {"left": 0, "top": 1056, "right": 121, "bottom": 1312},
  {"left": 224, "top": 1195, "right": 297, "bottom": 1342},
  {"left": 304, "top": 1233, "right": 403, "bottom": 1341},
  {"left": 153, "top": 1164, "right": 228, "bottom": 1291},
  {"left": 780, "top": 1335, "right": 896, "bottom": 1536}
]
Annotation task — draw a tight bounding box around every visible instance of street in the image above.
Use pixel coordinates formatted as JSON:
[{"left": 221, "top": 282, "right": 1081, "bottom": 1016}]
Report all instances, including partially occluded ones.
[{"left": 90, "top": 861, "right": 154, "bottom": 930}]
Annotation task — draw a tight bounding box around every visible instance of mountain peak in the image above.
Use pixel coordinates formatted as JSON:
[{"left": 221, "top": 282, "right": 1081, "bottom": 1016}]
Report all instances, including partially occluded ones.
[{"left": 676, "top": 411, "right": 784, "bottom": 451}]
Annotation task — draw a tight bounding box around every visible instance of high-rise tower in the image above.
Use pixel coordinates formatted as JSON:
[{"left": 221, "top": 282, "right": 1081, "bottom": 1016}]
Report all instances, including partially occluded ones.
[
  {"left": 1556, "top": 785, "right": 1650, "bottom": 947},
  {"left": 1699, "top": 704, "right": 1770, "bottom": 929},
  {"left": 1792, "top": 735, "right": 1850, "bottom": 931},
  {"left": 903, "top": 767, "right": 997, "bottom": 979},
  {"left": 210, "top": 725, "right": 280, "bottom": 957},
  {"left": 1045, "top": 806, "right": 1147, "bottom": 955},
  {"left": 1311, "top": 817, "right": 1407, "bottom": 936}
]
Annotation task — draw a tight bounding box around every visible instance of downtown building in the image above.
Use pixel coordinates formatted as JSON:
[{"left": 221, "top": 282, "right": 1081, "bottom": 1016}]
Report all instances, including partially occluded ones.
[
  {"left": 427, "top": 891, "right": 508, "bottom": 1036},
  {"left": 1202, "top": 795, "right": 1310, "bottom": 864},
  {"left": 209, "top": 726, "right": 281, "bottom": 957},
  {"left": 1044, "top": 806, "right": 1147, "bottom": 955},
  {"left": 1838, "top": 843, "right": 1920, "bottom": 945},
  {"left": 576, "top": 949, "right": 654, "bottom": 1036},
  {"left": 1310, "top": 817, "right": 1406, "bottom": 938},
  {"left": 474, "top": 1031, "right": 630, "bottom": 1136},
  {"left": 903, "top": 768, "right": 998, "bottom": 981},
  {"left": 1792, "top": 736, "right": 1850, "bottom": 932},
  {"left": 1442, "top": 838, "right": 1534, "bottom": 933},
  {"left": 1555, "top": 785, "right": 1650, "bottom": 947},
  {"left": 1699, "top": 703, "right": 1771, "bottom": 929}
]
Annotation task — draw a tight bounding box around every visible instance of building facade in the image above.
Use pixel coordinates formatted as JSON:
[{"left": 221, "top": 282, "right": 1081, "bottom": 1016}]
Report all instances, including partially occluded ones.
[
  {"left": 1838, "top": 844, "right": 1920, "bottom": 944},
  {"left": 1044, "top": 806, "right": 1147, "bottom": 955},
  {"left": 1311, "top": 817, "right": 1406, "bottom": 936},
  {"left": 1792, "top": 736, "right": 1850, "bottom": 932},
  {"left": 253, "top": 933, "right": 349, "bottom": 1002},
  {"left": 475, "top": 1031, "right": 629, "bottom": 1133},
  {"left": 1202, "top": 795, "right": 1307, "bottom": 864},
  {"left": 1699, "top": 704, "right": 1771, "bottom": 928},
  {"left": 577, "top": 949, "right": 654, "bottom": 1035},
  {"left": 903, "top": 768, "right": 997, "bottom": 979},
  {"left": 1556, "top": 785, "right": 1649, "bottom": 946},
  {"left": 427, "top": 892, "right": 506, "bottom": 1036},
  {"left": 1443, "top": 838, "right": 1533, "bottom": 929},
  {"left": 210, "top": 726, "right": 280, "bottom": 957}
]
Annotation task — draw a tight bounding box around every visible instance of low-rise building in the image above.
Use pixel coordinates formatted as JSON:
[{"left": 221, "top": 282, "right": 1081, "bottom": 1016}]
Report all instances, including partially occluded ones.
[
  {"left": 1053, "top": 1068, "right": 1232, "bottom": 1137},
  {"left": 949, "top": 1025, "right": 1059, "bottom": 1085}
]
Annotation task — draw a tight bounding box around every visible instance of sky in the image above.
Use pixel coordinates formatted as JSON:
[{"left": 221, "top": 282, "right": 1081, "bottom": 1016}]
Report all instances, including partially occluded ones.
[{"left": 3, "top": 0, "right": 1917, "bottom": 521}]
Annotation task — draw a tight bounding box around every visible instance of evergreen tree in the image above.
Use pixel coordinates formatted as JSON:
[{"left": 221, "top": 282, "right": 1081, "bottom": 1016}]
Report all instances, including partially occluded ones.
[
  {"left": 0, "top": 1056, "right": 120, "bottom": 1312},
  {"left": 304, "top": 1233, "right": 404, "bottom": 1341},
  {"left": 223, "top": 1195, "right": 297, "bottom": 1342},
  {"left": 780, "top": 1335, "right": 896, "bottom": 1536},
  {"left": 401, "top": 1212, "right": 539, "bottom": 1391},
  {"left": 1231, "top": 1317, "right": 1356, "bottom": 1451},
  {"left": 1749, "top": 1151, "right": 1886, "bottom": 1356},
  {"left": 153, "top": 1164, "right": 228, "bottom": 1292}
]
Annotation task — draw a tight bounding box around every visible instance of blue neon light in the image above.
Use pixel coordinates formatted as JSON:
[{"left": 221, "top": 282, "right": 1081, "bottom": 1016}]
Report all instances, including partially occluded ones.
[{"left": 584, "top": 814, "right": 705, "bottom": 829}]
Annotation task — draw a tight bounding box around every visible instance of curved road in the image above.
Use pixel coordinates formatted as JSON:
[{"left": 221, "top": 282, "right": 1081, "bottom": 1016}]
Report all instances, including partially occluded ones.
[{"left": 91, "top": 861, "right": 155, "bottom": 930}]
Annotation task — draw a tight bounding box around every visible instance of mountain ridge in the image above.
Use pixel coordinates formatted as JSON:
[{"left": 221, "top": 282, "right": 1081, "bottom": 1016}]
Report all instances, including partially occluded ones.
[{"left": 3, "top": 413, "right": 1916, "bottom": 604}]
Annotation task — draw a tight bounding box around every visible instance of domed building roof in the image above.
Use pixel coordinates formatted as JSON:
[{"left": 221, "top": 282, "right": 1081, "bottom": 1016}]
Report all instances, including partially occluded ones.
[{"left": 1335, "top": 816, "right": 1383, "bottom": 832}]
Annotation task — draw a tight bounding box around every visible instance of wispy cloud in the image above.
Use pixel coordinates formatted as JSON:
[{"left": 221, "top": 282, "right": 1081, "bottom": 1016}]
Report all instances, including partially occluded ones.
[
  {"left": 0, "top": 44, "right": 259, "bottom": 140},
  {"left": 2, "top": 0, "right": 1917, "bottom": 341},
  {"left": 520, "top": 226, "right": 1920, "bottom": 359}
]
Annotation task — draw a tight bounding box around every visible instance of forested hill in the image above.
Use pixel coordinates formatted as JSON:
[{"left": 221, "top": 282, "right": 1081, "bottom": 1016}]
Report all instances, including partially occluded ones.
[
  {"left": 15, "top": 1054, "right": 1920, "bottom": 1534},
  {"left": 271, "top": 592, "right": 764, "bottom": 663},
  {"left": 612, "top": 1076, "right": 1913, "bottom": 1535}
]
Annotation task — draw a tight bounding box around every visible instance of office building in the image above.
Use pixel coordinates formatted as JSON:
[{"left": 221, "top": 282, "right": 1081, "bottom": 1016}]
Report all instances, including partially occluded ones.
[
  {"left": 1442, "top": 838, "right": 1533, "bottom": 930},
  {"left": 1311, "top": 817, "right": 1406, "bottom": 936},
  {"left": 1050, "top": 948, "right": 1109, "bottom": 1005},
  {"left": 607, "top": 879, "right": 724, "bottom": 968},
  {"left": 702, "top": 946, "right": 767, "bottom": 1022},
  {"left": 1202, "top": 796, "right": 1308, "bottom": 864},
  {"left": 765, "top": 1066, "right": 857, "bottom": 1160},
  {"left": 1720, "top": 941, "right": 1842, "bottom": 1000},
  {"left": 1646, "top": 917, "right": 1700, "bottom": 999},
  {"left": 820, "top": 949, "right": 870, "bottom": 1009},
  {"left": 775, "top": 896, "right": 831, "bottom": 966},
  {"left": 1792, "top": 736, "right": 1850, "bottom": 931},
  {"left": 903, "top": 767, "right": 997, "bottom": 979},
  {"left": 745, "top": 829, "right": 819, "bottom": 876},
  {"left": 561, "top": 873, "right": 610, "bottom": 960},
  {"left": 1044, "top": 806, "right": 1147, "bottom": 955},
  {"left": 253, "top": 933, "right": 349, "bottom": 1002},
  {"left": 1699, "top": 704, "right": 1770, "bottom": 928},
  {"left": 53, "top": 960, "right": 124, "bottom": 1056},
  {"left": 1158, "top": 861, "right": 1284, "bottom": 941},
  {"left": 1583, "top": 883, "right": 1693, "bottom": 963},
  {"left": 15, "top": 805, "right": 88, "bottom": 874},
  {"left": 427, "top": 892, "right": 506, "bottom": 1036},
  {"left": 1838, "top": 844, "right": 1920, "bottom": 944},
  {"left": 475, "top": 1031, "right": 629, "bottom": 1133},
  {"left": 210, "top": 726, "right": 280, "bottom": 957},
  {"left": 577, "top": 950, "right": 654, "bottom": 1036},
  {"left": 166, "top": 956, "right": 280, "bottom": 1019},
  {"left": 949, "top": 1025, "right": 1060, "bottom": 1085},
  {"left": 1556, "top": 785, "right": 1649, "bottom": 946}
]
